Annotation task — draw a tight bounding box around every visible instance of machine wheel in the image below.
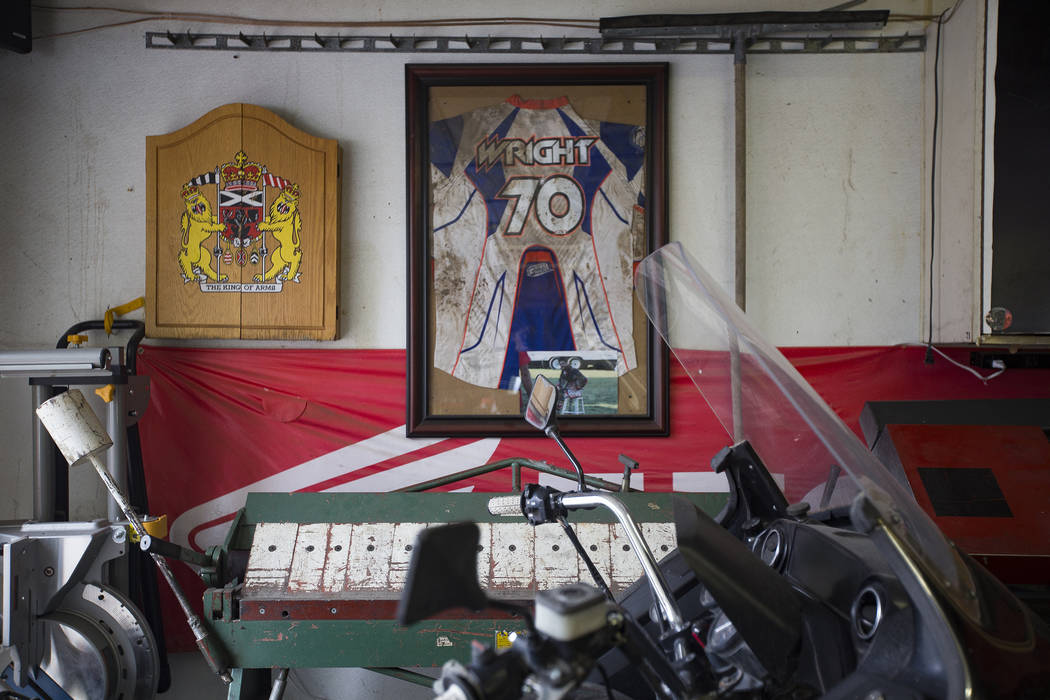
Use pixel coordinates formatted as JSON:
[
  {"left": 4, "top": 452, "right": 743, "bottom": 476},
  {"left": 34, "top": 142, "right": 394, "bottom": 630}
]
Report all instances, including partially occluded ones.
[{"left": 38, "top": 582, "right": 158, "bottom": 700}]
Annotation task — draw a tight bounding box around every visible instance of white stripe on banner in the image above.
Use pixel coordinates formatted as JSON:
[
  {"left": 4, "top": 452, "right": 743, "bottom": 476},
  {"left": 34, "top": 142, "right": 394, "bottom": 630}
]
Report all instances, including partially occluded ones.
[
  {"left": 182, "top": 437, "right": 498, "bottom": 551},
  {"left": 322, "top": 438, "right": 501, "bottom": 494},
  {"left": 673, "top": 471, "right": 786, "bottom": 493},
  {"left": 170, "top": 425, "right": 449, "bottom": 549},
  {"left": 539, "top": 472, "right": 644, "bottom": 492}
]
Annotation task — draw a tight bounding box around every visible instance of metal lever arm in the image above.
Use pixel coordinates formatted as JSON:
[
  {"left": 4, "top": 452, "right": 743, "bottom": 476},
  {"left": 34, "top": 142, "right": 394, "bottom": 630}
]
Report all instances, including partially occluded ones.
[{"left": 139, "top": 534, "right": 214, "bottom": 569}]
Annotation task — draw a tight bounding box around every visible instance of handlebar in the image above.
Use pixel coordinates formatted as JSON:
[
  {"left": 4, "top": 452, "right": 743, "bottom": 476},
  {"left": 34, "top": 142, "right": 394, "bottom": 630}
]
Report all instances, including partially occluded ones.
[
  {"left": 485, "top": 488, "right": 687, "bottom": 659},
  {"left": 560, "top": 491, "right": 686, "bottom": 638}
]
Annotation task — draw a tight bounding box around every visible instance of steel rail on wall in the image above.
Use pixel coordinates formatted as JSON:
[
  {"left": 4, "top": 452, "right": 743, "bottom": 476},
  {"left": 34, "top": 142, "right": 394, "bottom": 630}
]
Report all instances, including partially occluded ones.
[{"left": 145, "top": 31, "right": 924, "bottom": 54}]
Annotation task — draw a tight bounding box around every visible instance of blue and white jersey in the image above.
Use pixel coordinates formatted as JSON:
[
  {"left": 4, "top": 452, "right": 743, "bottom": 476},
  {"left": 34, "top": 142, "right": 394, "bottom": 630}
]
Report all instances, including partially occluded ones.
[{"left": 430, "top": 95, "right": 646, "bottom": 390}]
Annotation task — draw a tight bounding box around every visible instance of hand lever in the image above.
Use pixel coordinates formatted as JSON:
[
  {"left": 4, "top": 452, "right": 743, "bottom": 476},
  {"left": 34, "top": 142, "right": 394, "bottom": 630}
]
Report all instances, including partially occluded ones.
[{"left": 618, "top": 454, "right": 639, "bottom": 492}]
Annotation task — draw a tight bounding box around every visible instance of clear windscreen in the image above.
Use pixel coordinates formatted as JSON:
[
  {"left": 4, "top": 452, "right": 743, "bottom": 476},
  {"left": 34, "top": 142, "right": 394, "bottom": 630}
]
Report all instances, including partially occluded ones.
[{"left": 635, "top": 242, "right": 974, "bottom": 603}]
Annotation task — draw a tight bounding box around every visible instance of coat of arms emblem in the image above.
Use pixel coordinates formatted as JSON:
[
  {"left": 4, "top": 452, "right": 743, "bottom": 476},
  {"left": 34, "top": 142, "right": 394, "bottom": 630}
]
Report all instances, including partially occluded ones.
[{"left": 178, "top": 150, "right": 302, "bottom": 293}]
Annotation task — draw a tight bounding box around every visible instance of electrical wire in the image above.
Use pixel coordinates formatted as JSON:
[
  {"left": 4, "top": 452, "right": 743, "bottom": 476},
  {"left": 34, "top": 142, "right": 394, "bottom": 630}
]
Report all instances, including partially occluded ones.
[
  {"left": 31, "top": 3, "right": 969, "bottom": 41},
  {"left": 926, "top": 0, "right": 965, "bottom": 360},
  {"left": 926, "top": 8, "right": 945, "bottom": 359},
  {"left": 916, "top": 3, "right": 999, "bottom": 385},
  {"left": 30, "top": 5, "right": 599, "bottom": 40},
  {"left": 917, "top": 344, "right": 1006, "bottom": 383}
]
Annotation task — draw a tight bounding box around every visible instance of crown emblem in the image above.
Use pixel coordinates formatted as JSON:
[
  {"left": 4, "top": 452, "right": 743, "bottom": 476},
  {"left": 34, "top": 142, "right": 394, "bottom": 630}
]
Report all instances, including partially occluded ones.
[
  {"left": 281, "top": 182, "right": 301, "bottom": 201},
  {"left": 181, "top": 184, "right": 201, "bottom": 200},
  {"left": 220, "top": 150, "right": 263, "bottom": 191}
]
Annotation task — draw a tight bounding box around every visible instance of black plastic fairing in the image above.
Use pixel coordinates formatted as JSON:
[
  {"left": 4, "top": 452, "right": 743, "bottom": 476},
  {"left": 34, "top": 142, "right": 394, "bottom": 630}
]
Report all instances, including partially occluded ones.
[{"left": 673, "top": 496, "right": 802, "bottom": 682}]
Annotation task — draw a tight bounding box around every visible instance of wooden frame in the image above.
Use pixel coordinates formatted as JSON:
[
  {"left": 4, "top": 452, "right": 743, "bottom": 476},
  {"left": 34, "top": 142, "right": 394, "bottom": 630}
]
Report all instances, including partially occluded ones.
[{"left": 406, "top": 63, "right": 669, "bottom": 437}]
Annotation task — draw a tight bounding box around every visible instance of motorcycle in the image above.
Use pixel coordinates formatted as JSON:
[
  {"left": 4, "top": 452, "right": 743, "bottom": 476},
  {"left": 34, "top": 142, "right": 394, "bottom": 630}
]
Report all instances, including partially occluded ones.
[{"left": 397, "top": 242, "right": 1050, "bottom": 699}]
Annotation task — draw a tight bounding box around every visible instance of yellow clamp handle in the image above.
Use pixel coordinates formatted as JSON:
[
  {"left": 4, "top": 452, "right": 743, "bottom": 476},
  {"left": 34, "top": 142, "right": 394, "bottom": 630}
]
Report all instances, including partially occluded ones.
[
  {"left": 66, "top": 334, "right": 89, "bottom": 347},
  {"left": 104, "top": 296, "right": 145, "bottom": 335},
  {"left": 127, "top": 514, "right": 169, "bottom": 543}
]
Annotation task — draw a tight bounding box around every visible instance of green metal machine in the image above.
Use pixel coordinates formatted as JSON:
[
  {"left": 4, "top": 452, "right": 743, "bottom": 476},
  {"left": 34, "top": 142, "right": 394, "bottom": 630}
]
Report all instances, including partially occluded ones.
[{"left": 185, "top": 460, "right": 726, "bottom": 695}]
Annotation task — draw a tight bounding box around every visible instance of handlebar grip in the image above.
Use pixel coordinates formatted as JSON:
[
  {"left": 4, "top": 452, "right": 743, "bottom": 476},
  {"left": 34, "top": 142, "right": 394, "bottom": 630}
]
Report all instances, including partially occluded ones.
[{"left": 487, "top": 495, "right": 523, "bottom": 517}]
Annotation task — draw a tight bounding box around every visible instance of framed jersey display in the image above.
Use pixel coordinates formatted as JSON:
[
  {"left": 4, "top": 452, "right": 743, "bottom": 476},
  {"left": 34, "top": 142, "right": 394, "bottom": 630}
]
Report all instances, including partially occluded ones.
[{"left": 406, "top": 63, "right": 669, "bottom": 437}]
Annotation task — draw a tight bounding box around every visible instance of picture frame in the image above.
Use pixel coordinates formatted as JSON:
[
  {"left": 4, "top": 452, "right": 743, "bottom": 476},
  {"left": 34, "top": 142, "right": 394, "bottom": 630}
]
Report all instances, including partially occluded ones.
[{"left": 406, "top": 63, "right": 669, "bottom": 437}]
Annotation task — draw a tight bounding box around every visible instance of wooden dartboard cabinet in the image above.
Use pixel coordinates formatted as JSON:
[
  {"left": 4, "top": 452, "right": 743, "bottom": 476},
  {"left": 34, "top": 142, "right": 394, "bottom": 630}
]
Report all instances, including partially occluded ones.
[{"left": 146, "top": 103, "right": 340, "bottom": 339}]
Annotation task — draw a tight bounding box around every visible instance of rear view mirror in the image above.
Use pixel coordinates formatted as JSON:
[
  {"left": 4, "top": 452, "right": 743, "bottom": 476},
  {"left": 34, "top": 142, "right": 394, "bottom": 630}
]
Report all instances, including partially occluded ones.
[
  {"left": 525, "top": 374, "right": 558, "bottom": 431},
  {"left": 397, "top": 522, "right": 489, "bottom": 626}
]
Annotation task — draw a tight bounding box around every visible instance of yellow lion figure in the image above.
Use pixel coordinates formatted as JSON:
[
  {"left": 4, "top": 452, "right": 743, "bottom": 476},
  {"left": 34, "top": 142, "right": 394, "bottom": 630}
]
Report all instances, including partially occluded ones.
[
  {"left": 177, "top": 185, "right": 227, "bottom": 283},
  {"left": 256, "top": 183, "right": 303, "bottom": 283},
  {"left": 255, "top": 185, "right": 304, "bottom": 285}
]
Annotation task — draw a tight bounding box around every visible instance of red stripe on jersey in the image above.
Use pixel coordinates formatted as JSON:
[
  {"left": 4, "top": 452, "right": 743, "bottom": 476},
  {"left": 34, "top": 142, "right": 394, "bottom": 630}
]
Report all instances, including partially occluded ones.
[{"left": 508, "top": 95, "right": 569, "bottom": 110}]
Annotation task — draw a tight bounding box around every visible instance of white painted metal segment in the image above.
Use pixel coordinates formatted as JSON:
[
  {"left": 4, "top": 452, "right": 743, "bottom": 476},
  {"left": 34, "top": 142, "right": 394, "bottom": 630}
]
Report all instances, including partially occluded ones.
[
  {"left": 346, "top": 523, "right": 394, "bottom": 592},
  {"left": 244, "top": 518, "right": 680, "bottom": 598},
  {"left": 610, "top": 523, "right": 645, "bottom": 587},
  {"left": 389, "top": 523, "right": 428, "bottom": 590},
  {"left": 573, "top": 523, "right": 613, "bottom": 585},
  {"left": 245, "top": 522, "right": 298, "bottom": 591},
  {"left": 642, "top": 522, "right": 677, "bottom": 561},
  {"left": 287, "top": 523, "right": 329, "bottom": 592},
  {"left": 321, "top": 524, "right": 353, "bottom": 592},
  {"left": 535, "top": 522, "right": 579, "bottom": 589},
  {"left": 488, "top": 522, "right": 534, "bottom": 593},
  {"left": 475, "top": 522, "right": 492, "bottom": 586}
]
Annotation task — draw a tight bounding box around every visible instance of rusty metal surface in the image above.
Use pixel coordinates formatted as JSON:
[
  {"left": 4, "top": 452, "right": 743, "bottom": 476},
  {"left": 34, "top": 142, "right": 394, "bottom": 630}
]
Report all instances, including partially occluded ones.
[
  {"left": 205, "top": 492, "right": 727, "bottom": 669},
  {"left": 243, "top": 520, "right": 677, "bottom": 602}
]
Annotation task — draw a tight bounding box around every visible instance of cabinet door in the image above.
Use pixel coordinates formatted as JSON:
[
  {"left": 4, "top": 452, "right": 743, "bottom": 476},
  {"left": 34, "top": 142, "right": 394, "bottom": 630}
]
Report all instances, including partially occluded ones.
[
  {"left": 239, "top": 105, "right": 339, "bottom": 339},
  {"left": 148, "top": 103, "right": 243, "bottom": 337},
  {"left": 147, "top": 103, "right": 340, "bottom": 339}
]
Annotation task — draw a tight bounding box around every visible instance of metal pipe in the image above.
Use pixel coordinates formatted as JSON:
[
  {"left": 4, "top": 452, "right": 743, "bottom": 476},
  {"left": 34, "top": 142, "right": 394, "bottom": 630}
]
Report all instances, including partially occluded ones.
[
  {"left": 396, "top": 457, "right": 625, "bottom": 493},
  {"left": 0, "top": 348, "right": 110, "bottom": 374},
  {"left": 734, "top": 33, "right": 748, "bottom": 312},
  {"left": 85, "top": 454, "right": 231, "bottom": 683},
  {"left": 105, "top": 388, "right": 127, "bottom": 523},
  {"left": 730, "top": 333, "right": 744, "bottom": 443},
  {"left": 732, "top": 33, "right": 748, "bottom": 442},
  {"left": 546, "top": 426, "right": 586, "bottom": 491},
  {"left": 268, "top": 668, "right": 288, "bottom": 700},
  {"left": 559, "top": 492, "right": 685, "bottom": 637},
  {"left": 31, "top": 384, "right": 55, "bottom": 520}
]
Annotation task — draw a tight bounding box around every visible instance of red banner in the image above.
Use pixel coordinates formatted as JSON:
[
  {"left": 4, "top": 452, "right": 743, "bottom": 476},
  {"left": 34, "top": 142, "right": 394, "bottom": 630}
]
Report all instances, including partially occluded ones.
[{"left": 136, "top": 344, "right": 1047, "bottom": 649}]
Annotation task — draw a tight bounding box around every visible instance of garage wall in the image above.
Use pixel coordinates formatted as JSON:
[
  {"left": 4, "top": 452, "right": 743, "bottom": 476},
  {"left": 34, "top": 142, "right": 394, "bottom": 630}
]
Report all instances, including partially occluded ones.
[{"left": 0, "top": 2, "right": 979, "bottom": 522}]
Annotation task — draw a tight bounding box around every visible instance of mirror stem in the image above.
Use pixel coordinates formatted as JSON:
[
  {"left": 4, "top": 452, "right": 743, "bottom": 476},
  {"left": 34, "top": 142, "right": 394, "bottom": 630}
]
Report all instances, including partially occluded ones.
[{"left": 546, "top": 425, "right": 586, "bottom": 491}]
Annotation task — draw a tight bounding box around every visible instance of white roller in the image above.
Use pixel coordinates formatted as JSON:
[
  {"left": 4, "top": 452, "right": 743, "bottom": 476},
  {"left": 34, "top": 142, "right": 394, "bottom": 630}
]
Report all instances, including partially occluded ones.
[
  {"left": 35, "top": 389, "right": 113, "bottom": 467},
  {"left": 487, "top": 495, "right": 522, "bottom": 516}
]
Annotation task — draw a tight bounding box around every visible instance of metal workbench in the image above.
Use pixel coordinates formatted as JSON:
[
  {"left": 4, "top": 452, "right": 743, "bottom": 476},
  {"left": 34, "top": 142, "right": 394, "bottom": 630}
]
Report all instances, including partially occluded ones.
[{"left": 201, "top": 489, "right": 726, "bottom": 694}]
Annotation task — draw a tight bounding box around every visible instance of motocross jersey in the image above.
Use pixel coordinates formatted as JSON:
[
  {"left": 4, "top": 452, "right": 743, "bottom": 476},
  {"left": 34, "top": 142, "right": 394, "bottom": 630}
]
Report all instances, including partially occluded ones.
[{"left": 430, "top": 95, "right": 646, "bottom": 390}]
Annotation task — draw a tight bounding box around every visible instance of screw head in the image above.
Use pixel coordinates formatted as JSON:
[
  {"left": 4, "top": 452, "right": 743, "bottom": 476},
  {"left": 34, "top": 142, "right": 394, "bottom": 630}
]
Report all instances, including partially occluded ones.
[{"left": 43, "top": 566, "right": 55, "bottom": 577}]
